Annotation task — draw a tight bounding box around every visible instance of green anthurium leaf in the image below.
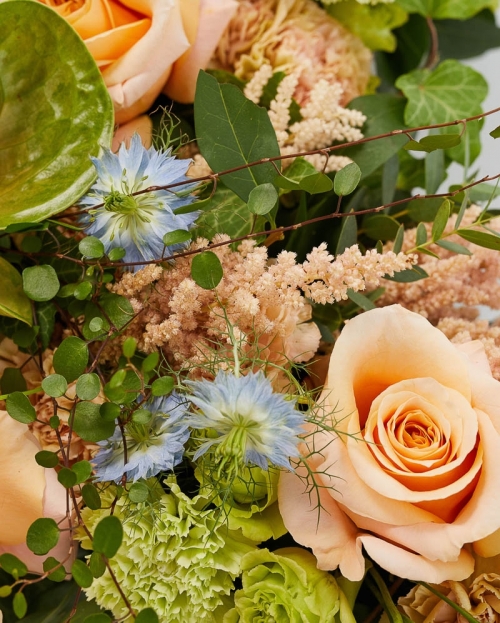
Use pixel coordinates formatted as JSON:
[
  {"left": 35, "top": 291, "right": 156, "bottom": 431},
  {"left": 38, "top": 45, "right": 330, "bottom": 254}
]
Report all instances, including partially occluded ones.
[
  {"left": 396, "top": 0, "right": 495, "bottom": 19},
  {"left": 194, "top": 71, "right": 280, "bottom": 202},
  {"left": 395, "top": 60, "right": 487, "bottom": 127},
  {"left": 0, "top": 1, "right": 113, "bottom": 227},
  {"left": 0, "top": 256, "right": 32, "bottom": 325},
  {"left": 326, "top": 0, "right": 408, "bottom": 52}
]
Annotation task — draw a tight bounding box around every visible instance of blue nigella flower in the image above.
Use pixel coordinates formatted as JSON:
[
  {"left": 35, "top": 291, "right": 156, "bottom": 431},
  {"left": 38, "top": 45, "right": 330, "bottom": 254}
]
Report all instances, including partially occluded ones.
[
  {"left": 92, "top": 393, "right": 190, "bottom": 482},
  {"left": 186, "top": 371, "right": 305, "bottom": 472},
  {"left": 80, "top": 134, "right": 199, "bottom": 270}
]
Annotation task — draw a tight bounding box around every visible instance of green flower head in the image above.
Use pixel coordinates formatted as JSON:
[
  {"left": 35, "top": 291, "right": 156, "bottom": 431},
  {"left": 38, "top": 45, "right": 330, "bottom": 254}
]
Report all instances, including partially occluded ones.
[
  {"left": 223, "top": 548, "right": 356, "bottom": 623},
  {"left": 77, "top": 479, "right": 256, "bottom": 622}
]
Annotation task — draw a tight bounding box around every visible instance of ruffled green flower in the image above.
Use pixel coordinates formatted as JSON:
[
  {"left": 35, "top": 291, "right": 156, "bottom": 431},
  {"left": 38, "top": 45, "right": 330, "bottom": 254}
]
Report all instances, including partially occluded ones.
[
  {"left": 78, "top": 479, "right": 256, "bottom": 622},
  {"left": 223, "top": 548, "right": 356, "bottom": 623}
]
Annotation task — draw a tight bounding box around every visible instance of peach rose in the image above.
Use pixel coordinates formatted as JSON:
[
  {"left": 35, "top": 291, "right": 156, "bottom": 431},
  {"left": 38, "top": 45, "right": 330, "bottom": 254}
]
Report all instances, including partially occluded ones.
[
  {"left": 39, "top": 0, "right": 237, "bottom": 123},
  {"left": 0, "top": 412, "right": 73, "bottom": 573},
  {"left": 279, "top": 305, "right": 500, "bottom": 583}
]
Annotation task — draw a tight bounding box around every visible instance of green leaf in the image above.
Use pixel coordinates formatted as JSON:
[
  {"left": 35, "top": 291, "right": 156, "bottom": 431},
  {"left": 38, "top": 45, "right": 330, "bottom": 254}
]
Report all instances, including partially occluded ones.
[
  {"left": 100, "top": 402, "right": 121, "bottom": 421},
  {"left": 132, "top": 408, "right": 152, "bottom": 424},
  {"left": 73, "top": 401, "right": 115, "bottom": 442},
  {"left": 42, "top": 374, "right": 68, "bottom": 398},
  {"left": 13, "top": 591, "right": 28, "bottom": 619},
  {"left": 436, "top": 239, "right": 472, "bottom": 255},
  {"left": 129, "top": 482, "right": 150, "bottom": 503},
  {"left": 6, "top": 391, "right": 36, "bottom": 424},
  {"left": 347, "top": 289, "right": 377, "bottom": 311},
  {"left": 457, "top": 228, "right": 500, "bottom": 250},
  {"left": 395, "top": 60, "right": 488, "bottom": 127},
  {"left": 247, "top": 183, "right": 278, "bottom": 215},
  {"left": 191, "top": 251, "right": 223, "bottom": 290},
  {"left": 83, "top": 615, "right": 112, "bottom": 623},
  {"left": 122, "top": 337, "right": 137, "bottom": 359},
  {"left": 136, "top": 608, "right": 160, "bottom": 623},
  {"left": 194, "top": 71, "right": 280, "bottom": 202},
  {"left": 82, "top": 293, "right": 134, "bottom": 341},
  {"left": 53, "top": 336, "right": 89, "bottom": 382},
  {"left": 74, "top": 281, "right": 93, "bottom": 301},
  {"left": 0, "top": 1, "right": 113, "bottom": 227},
  {"left": 162, "top": 229, "right": 192, "bottom": 246},
  {"left": 89, "top": 552, "right": 106, "bottom": 579},
  {"left": 151, "top": 376, "right": 175, "bottom": 397},
  {"left": 26, "top": 518, "right": 59, "bottom": 555},
  {"left": 142, "top": 352, "right": 159, "bottom": 373},
  {"left": 334, "top": 162, "right": 361, "bottom": 196},
  {"left": 71, "top": 559, "right": 93, "bottom": 589},
  {"left": 37, "top": 301, "right": 57, "bottom": 350},
  {"left": 0, "top": 554, "right": 27, "bottom": 579},
  {"left": 405, "top": 133, "right": 461, "bottom": 152},
  {"left": 89, "top": 317, "right": 104, "bottom": 333},
  {"left": 335, "top": 214, "right": 358, "bottom": 255},
  {"left": 326, "top": 0, "right": 408, "bottom": 51},
  {"left": 490, "top": 125, "right": 500, "bottom": 139},
  {"left": 35, "top": 451, "right": 59, "bottom": 469},
  {"left": 23, "top": 265, "right": 60, "bottom": 302},
  {"left": 382, "top": 154, "right": 399, "bottom": 205},
  {"left": 299, "top": 172, "right": 334, "bottom": 194},
  {"left": 408, "top": 197, "right": 443, "bottom": 222},
  {"left": 415, "top": 222, "right": 428, "bottom": 246},
  {"left": 1, "top": 368, "right": 27, "bottom": 394},
  {"left": 81, "top": 484, "right": 102, "bottom": 511},
  {"left": 431, "top": 199, "right": 451, "bottom": 240},
  {"left": 58, "top": 467, "right": 77, "bottom": 488},
  {"left": 76, "top": 373, "right": 101, "bottom": 401},
  {"left": 384, "top": 265, "right": 429, "bottom": 282},
  {"left": 393, "top": 224, "right": 405, "bottom": 254},
  {"left": 0, "top": 257, "right": 32, "bottom": 325},
  {"left": 43, "top": 557, "right": 66, "bottom": 583},
  {"left": 396, "top": 0, "right": 496, "bottom": 19},
  {"left": 364, "top": 215, "right": 400, "bottom": 240},
  {"left": 72, "top": 460, "right": 92, "bottom": 484},
  {"left": 79, "top": 237, "right": 105, "bottom": 259},
  {"left": 425, "top": 148, "right": 445, "bottom": 194},
  {"left": 339, "top": 94, "right": 408, "bottom": 179},
  {"left": 93, "top": 515, "right": 123, "bottom": 559}
]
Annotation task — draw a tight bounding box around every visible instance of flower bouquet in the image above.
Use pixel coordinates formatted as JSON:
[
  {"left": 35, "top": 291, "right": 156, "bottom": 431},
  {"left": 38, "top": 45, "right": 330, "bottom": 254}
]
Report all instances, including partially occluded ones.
[{"left": 1, "top": 0, "right": 500, "bottom": 621}]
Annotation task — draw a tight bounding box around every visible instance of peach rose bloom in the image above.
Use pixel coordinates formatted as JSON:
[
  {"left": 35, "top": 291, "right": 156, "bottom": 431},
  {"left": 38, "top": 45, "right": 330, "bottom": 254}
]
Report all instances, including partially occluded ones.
[
  {"left": 39, "top": 0, "right": 238, "bottom": 123},
  {"left": 0, "top": 412, "right": 73, "bottom": 573},
  {"left": 279, "top": 305, "right": 500, "bottom": 583}
]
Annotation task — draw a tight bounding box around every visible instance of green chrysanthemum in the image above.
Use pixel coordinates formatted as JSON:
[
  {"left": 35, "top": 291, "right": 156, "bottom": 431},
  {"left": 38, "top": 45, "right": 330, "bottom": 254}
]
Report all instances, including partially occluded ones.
[
  {"left": 78, "top": 480, "right": 256, "bottom": 622},
  {"left": 223, "top": 548, "right": 356, "bottom": 623}
]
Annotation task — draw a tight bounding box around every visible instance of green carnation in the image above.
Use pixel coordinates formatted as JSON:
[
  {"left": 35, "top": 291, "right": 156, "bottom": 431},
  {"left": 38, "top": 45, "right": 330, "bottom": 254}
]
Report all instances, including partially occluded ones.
[
  {"left": 78, "top": 479, "right": 256, "bottom": 622},
  {"left": 223, "top": 548, "right": 356, "bottom": 623}
]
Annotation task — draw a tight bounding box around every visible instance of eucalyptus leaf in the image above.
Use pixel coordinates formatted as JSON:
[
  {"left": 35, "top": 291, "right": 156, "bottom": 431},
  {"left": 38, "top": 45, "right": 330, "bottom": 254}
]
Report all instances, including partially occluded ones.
[
  {"left": 194, "top": 71, "right": 280, "bottom": 202},
  {"left": 458, "top": 228, "right": 500, "bottom": 250},
  {"left": 431, "top": 200, "right": 451, "bottom": 241},
  {"left": 364, "top": 215, "right": 400, "bottom": 240},
  {"left": 0, "top": 257, "right": 32, "bottom": 325},
  {"left": 0, "top": 1, "right": 113, "bottom": 226},
  {"left": 436, "top": 239, "right": 472, "bottom": 255},
  {"left": 247, "top": 183, "right": 278, "bottom": 215},
  {"left": 334, "top": 163, "right": 362, "bottom": 196}
]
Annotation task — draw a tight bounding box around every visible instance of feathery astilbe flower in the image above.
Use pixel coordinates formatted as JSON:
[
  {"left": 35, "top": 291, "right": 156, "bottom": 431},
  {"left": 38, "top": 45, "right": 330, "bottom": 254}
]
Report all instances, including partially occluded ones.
[
  {"left": 80, "top": 134, "right": 198, "bottom": 270},
  {"left": 186, "top": 371, "right": 305, "bottom": 473},
  {"left": 92, "top": 393, "right": 190, "bottom": 482}
]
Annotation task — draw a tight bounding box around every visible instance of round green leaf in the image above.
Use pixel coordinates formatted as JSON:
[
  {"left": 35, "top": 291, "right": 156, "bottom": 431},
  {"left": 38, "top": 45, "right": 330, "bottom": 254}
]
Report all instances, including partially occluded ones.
[
  {"left": 0, "top": 586, "right": 12, "bottom": 598},
  {"left": 1, "top": 367, "right": 27, "bottom": 394},
  {"left": 13, "top": 592, "right": 28, "bottom": 619},
  {"left": 71, "top": 460, "right": 92, "bottom": 484},
  {"left": 122, "top": 337, "right": 137, "bottom": 359},
  {"left": 132, "top": 408, "right": 152, "bottom": 424},
  {"left": 26, "top": 518, "right": 60, "bottom": 555},
  {"left": 73, "top": 401, "right": 115, "bottom": 442},
  {"left": 100, "top": 402, "right": 121, "bottom": 422},
  {"left": 93, "top": 515, "right": 123, "bottom": 559},
  {"left": 71, "top": 559, "right": 93, "bottom": 589},
  {"left": 35, "top": 450, "right": 60, "bottom": 469},
  {"left": 58, "top": 467, "right": 77, "bottom": 488},
  {"left": 79, "top": 236, "right": 105, "bottom": 259},
  {"left": 89, "top": 317, "right": 104, "bottom": 333},
  {"left": 6, "top": 391, "right": 36, "bottom": 423},
  {"left": 53, "top": 336, "right": 89, "bottom": 382},
  {"left": 334, "top": 162, "right": 362, "bottom": 196},
  {"left": 42, "top": 374, "right": 68, "bottom": 398},
  {"left": 162, "top": 229, "right": 192, "bottom": 246},
  {"left": 108, "top": 369, "right": 127, "bottom": 389},
  {"left": 74, "top": 281, "right": 93, "bottom": 301},
  {"left": 22, "top": 265, "right": 60, "bottom": 302},
  {"left": 81, "top": 484, "right": 102, "bottom": 511},
  {"left": 76, "top": 373, "right": 101, "bottom": 400},
  {"left": 191, "top": 251, "right": 223, "bottom": 290},
  {"left": 247, "top": 183, "right": 278, "bottom": 215},
  {"left": 89, "top": 552, "right": 106, "bottom": 579},
  {"left": 151, "top": 376, "right": 174, "bottom": 397},
  {"left": 43, "top": 556, "right": 66, "bottom": 582},
  {"left": 142, "top": 352, "right": 159, "bottom": 373},
  {"left": 108, "top": 247, "right": 126, "bottom": 261},
  {"left": 136, "top": 609, "right": 160, "bottom": 623},
  {"left": 0, "top": 553, "right": 28, "bottom": 579},
  {"left": 129, "top": 482, "right": 149, "bottom": 503},
  {"left": 0, "top": 1, "right": 114, "bottom": 226},
  {"left": 49, "top": 415, "right": 60, "bottom": 429}
]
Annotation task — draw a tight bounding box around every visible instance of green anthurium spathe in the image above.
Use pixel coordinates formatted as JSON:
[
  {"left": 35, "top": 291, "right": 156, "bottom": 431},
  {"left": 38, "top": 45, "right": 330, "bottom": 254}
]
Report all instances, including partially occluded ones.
[{"left": 0, "top": 1, "right": 114, "bottom": 227}]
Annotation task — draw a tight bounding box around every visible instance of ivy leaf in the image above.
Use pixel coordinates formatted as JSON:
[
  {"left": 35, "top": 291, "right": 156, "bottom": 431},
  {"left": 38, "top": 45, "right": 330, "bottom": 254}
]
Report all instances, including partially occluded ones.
[
  {"left": 326, "top": 0, "right": 408, "bottom": 52},
  {"left": 0, "top": 1, "right": 113, "bottom": 226},
  {"left": 0, "top": 257, "right": 32, "bottom": 326},
  {"left": 194, "top": 71, "right": 280, "bottom": 202},
  {"left": 395, "top": 60, "right": 488, "bottom": 127}
]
